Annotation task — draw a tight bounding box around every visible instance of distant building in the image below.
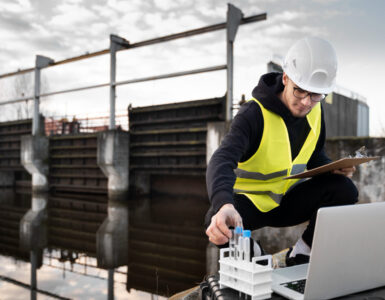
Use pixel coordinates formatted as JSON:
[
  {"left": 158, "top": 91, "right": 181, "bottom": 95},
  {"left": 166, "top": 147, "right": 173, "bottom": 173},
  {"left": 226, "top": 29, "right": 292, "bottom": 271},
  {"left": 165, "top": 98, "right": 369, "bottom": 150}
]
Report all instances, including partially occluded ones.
[
  {"left": 266, "top": 60, "right": 369, "bottom": 137},
  {"left": 267, "top": 61, "right": 283, "bottom": 73}
]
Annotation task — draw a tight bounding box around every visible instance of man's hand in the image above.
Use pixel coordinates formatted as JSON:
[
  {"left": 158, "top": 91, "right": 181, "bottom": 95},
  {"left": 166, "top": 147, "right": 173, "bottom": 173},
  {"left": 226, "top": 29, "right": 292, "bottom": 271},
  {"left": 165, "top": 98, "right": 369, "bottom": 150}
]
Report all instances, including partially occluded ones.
[
  {"left": 205, "top": 203, "right": 243, "bottom": 245},
  {"left": 332, "top": 166, "right": 356, "bottom": 178}
]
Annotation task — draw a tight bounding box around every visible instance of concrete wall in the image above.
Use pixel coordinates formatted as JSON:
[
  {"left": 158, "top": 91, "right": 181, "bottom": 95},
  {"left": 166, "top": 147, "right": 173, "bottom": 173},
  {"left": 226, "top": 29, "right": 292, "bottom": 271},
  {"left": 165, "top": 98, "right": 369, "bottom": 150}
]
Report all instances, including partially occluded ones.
[{"left": 253, "top": 137, "right": 385, "bottom": 253}]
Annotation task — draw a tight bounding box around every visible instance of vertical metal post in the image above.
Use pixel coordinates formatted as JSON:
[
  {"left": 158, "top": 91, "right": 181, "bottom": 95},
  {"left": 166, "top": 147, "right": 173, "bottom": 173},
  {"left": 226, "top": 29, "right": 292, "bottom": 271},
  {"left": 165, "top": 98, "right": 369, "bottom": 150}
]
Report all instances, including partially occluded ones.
[
  {"left": 109, "top": 34, "right": 130, "bottom": 130},
  {"left": 226, "top": 4, "right": 243, "bottom": 121},
  {"left": 110, "top": 42, "right": 117, "bottom": 130},
  {"left": 108, "top": 268, "right": 114, "bottom": 300},
  {"left": 33, "top": 55, "right": 54, "bottom": 135},
  {"left": 33, "top": 67, "right": 41, "bottom": 135},
  {"left": 30, "top": 250, "right": 37, "bottom": 300}
]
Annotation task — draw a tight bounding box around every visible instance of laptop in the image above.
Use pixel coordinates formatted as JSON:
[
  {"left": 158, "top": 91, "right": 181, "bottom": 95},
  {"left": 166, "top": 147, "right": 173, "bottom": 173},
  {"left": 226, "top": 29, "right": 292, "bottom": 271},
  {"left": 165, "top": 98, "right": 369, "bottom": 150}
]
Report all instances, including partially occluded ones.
[{"left": 272, "top": 202, "right": 385, "bottom": 300}]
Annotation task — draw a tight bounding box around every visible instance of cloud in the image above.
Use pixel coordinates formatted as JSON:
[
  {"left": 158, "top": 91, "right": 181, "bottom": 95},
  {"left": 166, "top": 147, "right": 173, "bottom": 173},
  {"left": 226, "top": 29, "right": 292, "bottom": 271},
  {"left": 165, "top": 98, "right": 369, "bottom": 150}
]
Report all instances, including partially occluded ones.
[
  {"left": 0, "top": 0, "right": 31, "bottom": 13},
  {"left": 0, "top": 12, "right": 33, "bottom": 32},
  {"left": 270, "top": 10, "right": 306, "bottom": 22},
  {"left": 49, "top": 3, "right": 99, "bottom": 28}
]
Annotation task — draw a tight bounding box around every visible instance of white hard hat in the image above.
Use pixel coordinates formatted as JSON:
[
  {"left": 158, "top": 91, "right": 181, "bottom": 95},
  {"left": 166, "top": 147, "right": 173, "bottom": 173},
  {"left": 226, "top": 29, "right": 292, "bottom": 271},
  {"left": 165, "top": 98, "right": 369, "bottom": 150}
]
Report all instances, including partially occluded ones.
[{"left": 283, "top": 37, "right": 337, "bottom": 94}]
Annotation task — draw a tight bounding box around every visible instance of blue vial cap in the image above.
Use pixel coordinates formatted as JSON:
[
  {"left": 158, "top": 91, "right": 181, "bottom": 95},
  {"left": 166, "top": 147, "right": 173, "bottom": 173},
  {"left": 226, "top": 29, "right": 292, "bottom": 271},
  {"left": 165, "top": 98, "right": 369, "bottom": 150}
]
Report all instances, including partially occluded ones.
[
  {"left": 243, "top": 230, "right": 251, "bottom": 238},
  {"left": 235, "top": 226, "right": 242, "bottom": 234}
]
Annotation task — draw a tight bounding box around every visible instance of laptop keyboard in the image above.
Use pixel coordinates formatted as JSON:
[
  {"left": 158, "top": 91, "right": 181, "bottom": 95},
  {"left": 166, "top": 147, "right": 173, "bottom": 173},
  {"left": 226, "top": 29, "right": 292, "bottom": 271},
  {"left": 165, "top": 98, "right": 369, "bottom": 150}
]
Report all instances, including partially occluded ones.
[{"left": 282, "top": 279, "right": 307, "bottom": 294}]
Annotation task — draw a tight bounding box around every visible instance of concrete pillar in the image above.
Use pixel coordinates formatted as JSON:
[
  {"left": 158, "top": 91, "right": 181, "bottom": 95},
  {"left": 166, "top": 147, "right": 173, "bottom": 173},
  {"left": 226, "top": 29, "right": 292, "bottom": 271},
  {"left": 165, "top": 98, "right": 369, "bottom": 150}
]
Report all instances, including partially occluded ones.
[
  {"left": 19, "top": 134, "right": 49, "bottom": 251},
  {"left": 96, "top": 130, "right": 129, "bottom": 268},
  {"left": 206, "top": 122, "right": 230, "bottom": 275},
  {"left": 206, "top": 122, "right": 231, "bottom": 164}
]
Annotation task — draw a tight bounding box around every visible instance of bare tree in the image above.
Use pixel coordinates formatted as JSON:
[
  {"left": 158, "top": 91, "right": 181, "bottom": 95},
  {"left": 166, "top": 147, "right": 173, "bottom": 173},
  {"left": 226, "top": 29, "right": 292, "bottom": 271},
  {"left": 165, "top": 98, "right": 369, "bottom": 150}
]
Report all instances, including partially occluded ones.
[
  {"left": 0, "top": 72, "right": 50, "bottom": 121},
  {"left": 12, "top": 73, "right": 34, "bottom": 120}
]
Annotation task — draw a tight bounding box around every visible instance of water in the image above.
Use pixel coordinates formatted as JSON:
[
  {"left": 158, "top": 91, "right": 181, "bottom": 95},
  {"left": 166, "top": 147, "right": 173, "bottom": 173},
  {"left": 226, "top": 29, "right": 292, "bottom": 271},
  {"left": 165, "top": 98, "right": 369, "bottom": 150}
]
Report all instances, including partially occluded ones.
[
  {"left": 0, "top": 190, "right": 208, "bottom": 299},
  {"left": 0, "top": 252, "right": 140, "bottom": 300}
]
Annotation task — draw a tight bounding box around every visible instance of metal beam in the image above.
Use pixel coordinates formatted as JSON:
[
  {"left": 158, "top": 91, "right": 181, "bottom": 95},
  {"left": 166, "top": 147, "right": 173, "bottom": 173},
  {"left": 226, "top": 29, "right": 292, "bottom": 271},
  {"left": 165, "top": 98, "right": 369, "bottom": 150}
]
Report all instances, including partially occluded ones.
[
  {"left": 110, "top": 34, "right": 130, "bottom": 129},
  {"left": 226, "top": 4, "right": 243, "bottom": 122},
  {"left": 0, "top": 95, "right": 34, "bottom": 105},
  {"left": 115, "top": 64, "right": 226, "bottom": 86},
  {"left": 33, "top": 55, "right": 54, "bottom": 135},
  {"left": 0, "top": 65, "right": 226, "bottom": 105}
]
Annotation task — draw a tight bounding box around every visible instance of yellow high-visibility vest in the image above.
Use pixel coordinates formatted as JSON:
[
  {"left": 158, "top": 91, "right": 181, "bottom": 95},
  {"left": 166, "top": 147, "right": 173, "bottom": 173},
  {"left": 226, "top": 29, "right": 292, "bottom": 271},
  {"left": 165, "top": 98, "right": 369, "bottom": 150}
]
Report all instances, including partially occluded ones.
[{"left": 233, "top": 98, "right": 321, "bottom": 212}]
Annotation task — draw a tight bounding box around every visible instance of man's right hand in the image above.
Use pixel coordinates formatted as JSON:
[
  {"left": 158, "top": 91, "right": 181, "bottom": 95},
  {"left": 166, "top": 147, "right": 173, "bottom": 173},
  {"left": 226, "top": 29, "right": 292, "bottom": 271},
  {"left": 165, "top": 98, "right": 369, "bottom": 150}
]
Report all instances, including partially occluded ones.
[{"left": 205, "top": 203, "right": 243, "bottom": 245}]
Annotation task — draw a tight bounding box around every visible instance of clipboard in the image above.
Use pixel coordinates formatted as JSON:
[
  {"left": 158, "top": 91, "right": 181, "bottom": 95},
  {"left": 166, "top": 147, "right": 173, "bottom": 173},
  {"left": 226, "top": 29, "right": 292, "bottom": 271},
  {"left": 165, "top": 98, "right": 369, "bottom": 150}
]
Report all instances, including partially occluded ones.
[{"left": 284, "top": 156, "right": 380, "bottom": 179}]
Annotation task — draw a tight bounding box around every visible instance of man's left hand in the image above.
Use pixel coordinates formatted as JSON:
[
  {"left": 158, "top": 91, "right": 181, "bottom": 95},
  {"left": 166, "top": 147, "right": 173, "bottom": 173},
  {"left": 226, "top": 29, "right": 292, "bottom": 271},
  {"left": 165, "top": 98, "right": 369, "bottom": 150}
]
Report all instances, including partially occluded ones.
[{"left": 332, "top": 166, "right": 356, "bottom": 178}]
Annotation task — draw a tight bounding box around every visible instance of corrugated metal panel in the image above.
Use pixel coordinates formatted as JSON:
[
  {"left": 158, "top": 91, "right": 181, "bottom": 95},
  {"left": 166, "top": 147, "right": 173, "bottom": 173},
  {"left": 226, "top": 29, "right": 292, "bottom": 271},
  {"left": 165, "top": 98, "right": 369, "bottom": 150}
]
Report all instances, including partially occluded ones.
[
  {"left": 0, "top": 119, "right": 32, "bottom": 171},
  {"left": 48, "top": 133, "right": 108, "bottom": 255},
  {"left": 0, "top": 119, "right": 33, "bottom": 195},
  {"left": 323, "top": 92, "right": 364, "bottom": 137},
  {"left": 129, "top": 96, "right": 225, "bottom": 175}
]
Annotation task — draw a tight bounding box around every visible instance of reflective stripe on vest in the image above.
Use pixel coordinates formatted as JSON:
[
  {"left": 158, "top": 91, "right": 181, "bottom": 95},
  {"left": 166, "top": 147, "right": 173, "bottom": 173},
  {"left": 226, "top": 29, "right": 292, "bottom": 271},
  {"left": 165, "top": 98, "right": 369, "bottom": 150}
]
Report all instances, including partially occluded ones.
[
  {"left": 235, "top": 163, "right": 307, "bottom": 180},
  {"left": 234, "top": 168, "right": 288, "bottom": 181},
  {"left": 233, "top": 98, "right": 321, "bottom": 212}
]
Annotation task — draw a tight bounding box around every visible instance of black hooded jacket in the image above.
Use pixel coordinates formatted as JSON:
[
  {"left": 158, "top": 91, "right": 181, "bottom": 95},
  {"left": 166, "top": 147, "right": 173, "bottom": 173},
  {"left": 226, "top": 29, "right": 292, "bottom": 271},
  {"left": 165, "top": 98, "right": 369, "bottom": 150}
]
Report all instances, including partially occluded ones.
[{"left": 206, "top": 72, "right": 332, "bottom": 213}]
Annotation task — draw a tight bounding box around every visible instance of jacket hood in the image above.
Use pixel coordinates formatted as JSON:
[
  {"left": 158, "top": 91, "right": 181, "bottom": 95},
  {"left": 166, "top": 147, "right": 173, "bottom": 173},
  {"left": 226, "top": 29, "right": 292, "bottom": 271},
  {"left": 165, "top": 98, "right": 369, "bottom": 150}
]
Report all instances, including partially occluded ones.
[{"left": 251, "top": 72, "right": 302, "bottom": 121}]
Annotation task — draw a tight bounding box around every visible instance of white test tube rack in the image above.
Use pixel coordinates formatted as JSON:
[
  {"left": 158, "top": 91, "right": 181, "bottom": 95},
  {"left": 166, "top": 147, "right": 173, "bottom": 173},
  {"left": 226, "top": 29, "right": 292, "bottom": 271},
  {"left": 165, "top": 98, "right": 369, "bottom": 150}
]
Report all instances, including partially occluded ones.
[{"left": 219, "top": 248, "right": 273, "bottom": 300}]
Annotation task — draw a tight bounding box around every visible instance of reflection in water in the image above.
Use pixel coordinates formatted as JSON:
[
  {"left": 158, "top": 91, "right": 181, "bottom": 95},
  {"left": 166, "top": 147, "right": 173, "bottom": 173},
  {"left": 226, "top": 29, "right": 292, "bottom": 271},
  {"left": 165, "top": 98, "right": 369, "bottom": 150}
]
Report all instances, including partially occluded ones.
[
  {"left": 0, "top": 184, "right": 208, "bottom": 299},
  {"left": 0, "top": 252, "right": 165, "bottom": 299}
]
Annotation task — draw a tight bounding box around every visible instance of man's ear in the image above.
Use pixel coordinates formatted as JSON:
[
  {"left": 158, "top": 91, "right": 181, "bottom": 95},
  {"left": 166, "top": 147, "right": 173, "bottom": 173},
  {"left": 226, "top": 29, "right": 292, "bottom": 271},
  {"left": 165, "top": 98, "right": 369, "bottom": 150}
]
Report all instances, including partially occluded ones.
[{"left": 282, "top": 72, "right": 288, "bottom": 86}]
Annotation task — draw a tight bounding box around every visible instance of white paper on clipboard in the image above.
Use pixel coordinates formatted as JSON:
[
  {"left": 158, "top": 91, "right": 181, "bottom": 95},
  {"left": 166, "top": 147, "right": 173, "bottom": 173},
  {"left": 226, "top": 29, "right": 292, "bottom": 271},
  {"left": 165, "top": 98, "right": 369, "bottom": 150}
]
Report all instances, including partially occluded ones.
[{"left": 284, "top": 156, "right": 380, "bottom": 179}]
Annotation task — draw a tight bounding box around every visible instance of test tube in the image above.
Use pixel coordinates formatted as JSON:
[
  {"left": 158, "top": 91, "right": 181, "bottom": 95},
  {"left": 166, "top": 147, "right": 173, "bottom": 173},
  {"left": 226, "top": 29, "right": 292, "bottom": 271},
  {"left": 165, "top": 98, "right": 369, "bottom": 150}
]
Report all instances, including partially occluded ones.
[
  {"left": 243, "top": 230, "right": 251, "bottom": 262},
  {"left": 234, "top": 226, "right": 243, "bottom": 260},
  {"left": 238, "top": 235, "right": 244, "bottom": 261},
  {"left": 229, "top": 228, "right": 235, "bottom": 258}
]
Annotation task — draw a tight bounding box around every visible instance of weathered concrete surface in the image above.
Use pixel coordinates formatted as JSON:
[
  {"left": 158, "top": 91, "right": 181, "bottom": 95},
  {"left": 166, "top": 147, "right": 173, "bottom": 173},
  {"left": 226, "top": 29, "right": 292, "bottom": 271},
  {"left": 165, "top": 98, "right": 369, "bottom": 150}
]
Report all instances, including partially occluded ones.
[
  {"left": 326, "top": 137, "right": 385, "bottom": 204},
  {"left": 19, "top": 134, "right": 49, "bottom": 251},
  {"left": 97, "top": 130, "right": 129, "bottom": 204},
  {"left": 96, "top": 130, "right": 129, "bottom": 268}
]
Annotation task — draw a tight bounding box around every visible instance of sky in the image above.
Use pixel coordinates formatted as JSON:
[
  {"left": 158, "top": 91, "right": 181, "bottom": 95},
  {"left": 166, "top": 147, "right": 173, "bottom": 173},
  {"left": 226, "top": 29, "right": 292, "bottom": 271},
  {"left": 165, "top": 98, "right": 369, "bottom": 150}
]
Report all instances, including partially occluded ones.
[{"left": 0, "top": 0, "right": 384, "bottom": 135}]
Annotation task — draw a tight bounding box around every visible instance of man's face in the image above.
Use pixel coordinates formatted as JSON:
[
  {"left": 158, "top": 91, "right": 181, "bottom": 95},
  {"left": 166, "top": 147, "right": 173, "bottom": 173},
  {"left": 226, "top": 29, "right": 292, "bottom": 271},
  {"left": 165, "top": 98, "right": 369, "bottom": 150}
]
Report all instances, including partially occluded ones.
[{"left": 281, "top": 73, "right": 320, "bottom": 118}]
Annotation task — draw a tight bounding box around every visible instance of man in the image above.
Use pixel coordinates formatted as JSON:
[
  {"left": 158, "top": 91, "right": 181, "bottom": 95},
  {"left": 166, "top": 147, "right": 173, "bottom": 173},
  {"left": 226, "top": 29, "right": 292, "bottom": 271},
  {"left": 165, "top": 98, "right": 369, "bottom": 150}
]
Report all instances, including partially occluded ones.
[{"left": 205, "top": 37, "right": 358, "bottom": 267}]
